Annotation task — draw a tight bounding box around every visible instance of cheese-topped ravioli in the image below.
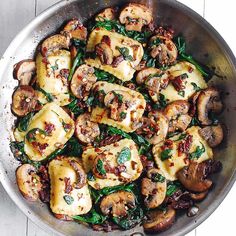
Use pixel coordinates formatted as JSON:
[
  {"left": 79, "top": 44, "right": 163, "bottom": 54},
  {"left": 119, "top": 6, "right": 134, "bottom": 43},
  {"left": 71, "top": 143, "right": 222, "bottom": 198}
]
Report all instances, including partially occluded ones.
[
  {"left": 49, "top": 157, "right": 92, "bottom": 216},
  {"left": 85, "top": 28, "right": 143, "bottom": 81},
  {"left": 160, "top": 61, "right": 207, "bottom": 103},
  {"left": 153, "top": 126, "right": 213, "bottom": 181},
  {"left": 82, "top": 139, "right": 143, "bottom": 190},
  {"left": 24, "top": 103, "right": 75, "bottom": 161},
  {"left": 91, "top": 81, "right": 146, "bottom": 132},
  {"left": 36, "top": 50, "right": 71, "bottom": 106}
]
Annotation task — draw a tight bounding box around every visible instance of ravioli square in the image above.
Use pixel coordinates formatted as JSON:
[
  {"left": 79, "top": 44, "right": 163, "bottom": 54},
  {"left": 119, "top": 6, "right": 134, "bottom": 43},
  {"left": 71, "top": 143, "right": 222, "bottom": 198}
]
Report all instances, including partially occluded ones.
[
  {"left": 24, "top": 103, "right": 75, "bottom": 161},
  {"left": 85, "top": 28, "right": 144, "bottom": 81},
  {"left": 82, "top": 139, "right": 143, "bottom": 190},
  {"left": 153, "top": 126, "right": 213, "bottom": 180}
]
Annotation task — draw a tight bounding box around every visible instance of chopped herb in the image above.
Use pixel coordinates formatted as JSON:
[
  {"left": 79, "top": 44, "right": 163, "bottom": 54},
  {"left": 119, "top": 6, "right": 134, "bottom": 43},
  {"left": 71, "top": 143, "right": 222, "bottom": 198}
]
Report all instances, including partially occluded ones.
[
  {"left": 73, "top": 209, "right": 107, "bottom": 224},
  {"left": 17, "top": 112, "right": 34, "bottom": 132},
  {"left": 116, "top": 46, "right": 133, "bottom": 61},
  {"left": 146, "top": 57, "right": 156, "bottom": 68},
  {"left": 150, "top": 38, "right": 161, "bottom": 47},
  {"left": 119, "top": 111, "right": 127, "bottom": 119},
  {"left": 112, "top": 91, "right": 123, "bottom": 103},
  {"left": 107, "top": 126, "right": 132, "bottom": 139},
  {"left": 175, "top": 133, "right": 187, "bottom": 141},
  {"left": 189, "top": 142, "right": 205, "bottom": 159},
  {"left": 25, "top": 128, "right": 47, "bottom": 142},
  {"left": 191, "top": 82, "right": 201, "bottom": 92},
  {"left": 63, "top": 195, "right": 74, "bottom": 205},
  {"left": 178, "top": 90, "right": 185, "bottom": 97},
  {"left": 96, "top": 159, "right": 106, "bottom": 175},
  {"left": 151, "top": 172, "right": 165, "bottom": 183},
  {"left": 117, "top": 147, "right": 131, "bottom": 164},
  {"left": 35, "top": 87, "right": 54, "bottom": 102},
  {"left": 50, "top": 59, "right": 59, "bottom": 71},
  {"left": 166, "top": 181, "right": 182, "bottom": 196},
  {"left": 160, "top": 149, "right": 172, "bottom": 161},
  {"left": 68, "top": 51, "right": 83, "bottom": 81},
  {"left": 167, "top": 131, "right": 180, "bottom": 138},
  {"left": 87, "top": 171, "right": 96, "bottom": 181},
  {"left": 94, "top": 68, "right": 119, "bottom": 83},
  {"left": 159, "top": 93, "right": 167, "bottom": 108},
  {"left": 66, "top": 96, "right": 85, "bottom": 116}
]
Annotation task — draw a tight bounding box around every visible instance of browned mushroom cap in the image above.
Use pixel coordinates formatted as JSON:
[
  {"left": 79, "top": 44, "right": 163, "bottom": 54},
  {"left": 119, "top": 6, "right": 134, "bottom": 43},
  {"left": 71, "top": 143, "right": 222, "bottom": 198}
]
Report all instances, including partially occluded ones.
[
  {"left": 190, "top": 191, "right": 208, "bottom": 201},
  {"left": 67, "top": 159, "right": 86, "bottom": 189},
  {"left": 176, "top": 161, "right": 212, "bottom": 193},
  {"left": 12, "top": 85, "right": 38, "bottom": 116},
  {"left": 143, "top": 207, "right": 176, "bottom": 233},
  {"left": 16, "top": 164, "right": 42, "bottom": 201},
  {"left": 70, "top": 64, "right": 97, "bottom": 100},
  {"left": 141, "top": 168, "right": 167, "bottom": 209},
  {"left": 95, "top": 42, "right": 113, "bottom": 65},
  {"left": 149, "top": 35, "right": 178, "bottom": 66},
  {"left": 95, "top": 7, "right": 116, "bottom": 21},
  {"left": 13, "top": 59, "right": 36, "bottom": 85},
  {"left": 75, "top": 113, "right": 100, "bottom": 144},
  {"left": 63, "top": 19, "right": 87, "bottom": 41},
  {"left": 199, "top": 124, "right": 223, "bottom": 147},
  {"left": 164, "top": 100, "right": 191, "bottom": 133},
  {"left": 136, "top": 68, "right": 169, "bottom": 102},
  {"left": 100, "top": 191, "right": 135, "bottom": 217},
  {"left": 119, "top": 3, "right": 153, "bottom": 32},
  {"left": 197, "top": 88, "right": 223, "bottom": 125},
  {"left": 41, "top": 34, "right": 70, "bottom": 56}
]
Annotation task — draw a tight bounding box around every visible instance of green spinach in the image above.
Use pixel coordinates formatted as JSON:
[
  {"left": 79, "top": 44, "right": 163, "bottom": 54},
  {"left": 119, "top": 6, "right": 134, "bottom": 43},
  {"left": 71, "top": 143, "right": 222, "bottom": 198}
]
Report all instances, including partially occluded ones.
[
  {"left": 73, "top": 209, "right": 107, "bottom": 224},
  {"left": 160, "top": 149, "right": 172, "bottom": 161},
  {"left": 117, "top": 147, "right": 131, "bottom": 164},
  {"left": 17, "top": 112, "right": 34, "bottom": 132},
  {"left": 189, "top": 142, "right": 205, "bottom": 160}
]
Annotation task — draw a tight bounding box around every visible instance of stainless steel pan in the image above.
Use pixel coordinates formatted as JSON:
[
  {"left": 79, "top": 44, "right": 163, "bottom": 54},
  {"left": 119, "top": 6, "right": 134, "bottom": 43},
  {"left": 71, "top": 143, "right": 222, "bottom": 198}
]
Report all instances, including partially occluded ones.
[{"left": 0, "top": 0, "right": 235, "bottom": 235}]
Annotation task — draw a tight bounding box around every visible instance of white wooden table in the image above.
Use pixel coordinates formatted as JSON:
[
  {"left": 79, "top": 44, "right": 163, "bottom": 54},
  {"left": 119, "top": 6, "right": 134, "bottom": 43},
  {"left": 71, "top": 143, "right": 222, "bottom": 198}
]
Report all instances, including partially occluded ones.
[{"left": 0, "top": 0, "right": 235, "bottom": 235}]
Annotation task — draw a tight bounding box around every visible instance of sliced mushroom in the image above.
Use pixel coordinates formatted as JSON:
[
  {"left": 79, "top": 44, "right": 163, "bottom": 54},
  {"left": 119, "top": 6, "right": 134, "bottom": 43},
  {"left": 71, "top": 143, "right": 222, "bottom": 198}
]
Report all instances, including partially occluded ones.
[
  {"left": 16, "top": 164, "right": 42, "bottom": 201},
  {"left": 100, "top": 191, "right": 135, "bottom": 217},
  {"left": 13, "top": 59, "right": 36, "bottom": 85},
  {"left": 136, "top": 111, "right": 168, "bottom": 145},
  {"left": 95, "top": 42, "right": 113, "bottom": 65},
  {"left": 119, "top": 3, "right": 153, "bottom": 32},
  {"left": 75, "top": 113, "right": 100, "bottom": 144},
  {"left": 95, "top": 7, "right": 116, "bottom": 21},
  {"left": 70, "top": 64, "right": 97, "bottom": 100},
  {"left": 67, "top": 159, "right": 86, "bottom": 189},
  {"left": 136, "top": 68, "right": 169, "bottom": 102},
  {"left": 197, "top": 87, "right": 223, "bottom": 125},
  {"left": 149, "top": 35, "right": 178, "bottom": 66},
  {"left": 176, "top": 161, "right": 212, "bottom": 193},
  {"left": 164, "top": 100, "right": 191, "bottom": 133},
  {"left": 63, "top": 19, "right": 87, "bottom": 40},
  {"left": 12, "top": 85, "right": 38, "bottom": 116},
  {"left": 104, "top": 90, "right": 133, "bottom": 121},
  {"left": 141, "top": 168, "right": 167, "bottom": 209},
  {"left": 199, "top": 124, "right": 223, "bottom": 147},
  {"left": 143, "top": 207, "right": 176, "bottom": 233},
  {"left": 41, "top": 34, "right": 70, "bottom": 56}
]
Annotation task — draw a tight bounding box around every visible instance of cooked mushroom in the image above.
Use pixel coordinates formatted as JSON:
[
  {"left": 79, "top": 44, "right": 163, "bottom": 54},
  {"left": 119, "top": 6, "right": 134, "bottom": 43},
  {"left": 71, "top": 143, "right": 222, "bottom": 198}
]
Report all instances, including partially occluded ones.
[
  {"left": 100, "top": 191, "right": 135, "bottom": 217},
  {"left": 164, "top": 100, "right": 191, "bottom": 133},
  {"left": 16, "top": 164, "right": 42, "bottom": 201},
  {"left": 70, "top": 64, "right": 97, "bottom": 100},
  {"left": 143, "top": 207, "right": 176, "bottom": 233},
  {"left": 13, "top": 59, "right": 36, "bottom": 85},
  {"left": 41, "top": 34, "right": 70, "bottom": 56},
  {"left": 199, "top": 124, "right": 223, "bottom": 147},
  {"left": 136, "top": 68, "right": 169, "bottom": 102},
  {"left": 104, "top": 90, "right": 133, "bottom": 121},
  {"left": 190, "top": 191, "right": 208, "bottom": 201},
  {"left": 197, "top": 88, "right": 223, "bottom": 125},
  {"left": 75, "top": 113, "right": 100, "bottom": 144},
  {"left": 149, "top": 35, "right": 178, "bottom": 66},
  {"left": 141, "top": 168, "right": 167, "bottom": 209},
  {"left": 119, "top": 3, "right": 153, "bottom": 32},
  {"left": 63, "top": 19, "right": 87, "bottom": 40},
  {"left": 136, "top": 111, "right": 169, "bottom": 145},
  {"left": 95, "top": 41, "right": 113, "bottom": 65},
  {"left": 176, "top": 161, "right": 212, "bottom": 193},
  {"left": 12, "top": 85, "right": 38, "bottom": 116},
  {"left": 67, "top": 159, "right": 86, "bottom": 189},
  {"left": 95, "top": 7, "right": 116, "bottom": 21}
]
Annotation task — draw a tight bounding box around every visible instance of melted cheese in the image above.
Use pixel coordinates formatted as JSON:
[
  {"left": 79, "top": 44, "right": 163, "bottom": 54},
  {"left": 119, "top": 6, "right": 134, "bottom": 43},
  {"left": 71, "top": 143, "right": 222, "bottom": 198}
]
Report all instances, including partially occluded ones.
[
  {"left": 91, "top": 81, "right": 146, "bottom": 132},
  {"left": 36, "top": 50, "right": 71, "bottom": 106},
  {"left": 153, "top": 126, "right": 213, "bottom": 181},
  {"left": 86, "top": 28, "right": 144, "bottom": 81},
  {"left": 24, "top": 103, "right": 75, "bottom": 161},
  {"left": 161, "top": 61, "right": 207, "bottom": 103},
  {"left": 49, "top": 157, "right": 92, "bottom": 216},
  {"left": 82, "top": 139, "right": 143, "bottom": 190}
]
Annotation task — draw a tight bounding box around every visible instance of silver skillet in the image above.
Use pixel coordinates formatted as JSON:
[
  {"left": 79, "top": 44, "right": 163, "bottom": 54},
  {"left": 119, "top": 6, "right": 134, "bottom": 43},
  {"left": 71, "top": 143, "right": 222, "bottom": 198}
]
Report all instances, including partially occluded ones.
[{"left": 0, "top": 0, "right": 235, "bottom": 235}]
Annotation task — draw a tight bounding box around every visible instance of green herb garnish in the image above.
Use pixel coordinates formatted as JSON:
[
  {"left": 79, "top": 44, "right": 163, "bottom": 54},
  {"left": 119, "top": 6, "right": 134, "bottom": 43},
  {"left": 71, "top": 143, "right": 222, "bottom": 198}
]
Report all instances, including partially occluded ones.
[
  {"left": 160, "top": 149, "right": 172, "bottom": 161},
  {"left": 189, "top": 142, "right": 205, "bottom": 159},
  {"left": 63, "top": 195, "right": 74, "bottom": 205},
  {"left": 17, "top": 112, "right": 34, "bottom": 132},
  {"left": 191, "top": 82, "right": 202, "bottom": 92},
  {"left": 117, "top": 147, "right": 131, "bottom": 164},
  {"left": 178, "top": 90, "right": 185, "bottom": 97},
  {"left": 36, "top": 87, "right": 54, "bottom": 102},
  {"left": 96, "top": 159, "right": 106, "bottom": 175},
  {"left": 116, "top": 46, "right": 133, "bottom": 61},
  {"left": 151, "top": 172, "right": 165, "bottom": 183}
]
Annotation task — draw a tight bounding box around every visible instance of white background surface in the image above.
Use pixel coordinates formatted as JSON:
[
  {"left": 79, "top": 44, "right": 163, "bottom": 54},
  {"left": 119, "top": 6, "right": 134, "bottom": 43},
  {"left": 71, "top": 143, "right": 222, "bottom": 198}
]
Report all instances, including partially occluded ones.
[{"left": 0, "top": 0, "right": 235, "bottom": 235}]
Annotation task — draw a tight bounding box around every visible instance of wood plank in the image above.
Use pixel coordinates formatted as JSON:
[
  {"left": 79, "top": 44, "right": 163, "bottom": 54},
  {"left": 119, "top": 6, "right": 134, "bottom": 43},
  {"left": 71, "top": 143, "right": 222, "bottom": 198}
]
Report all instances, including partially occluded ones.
[
  {"left": 0, "top": 0, "right": 35, "bottom": 56},
  {"left": 0, "top": 184, "right": 27, "bottom": 236}
]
